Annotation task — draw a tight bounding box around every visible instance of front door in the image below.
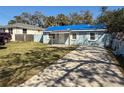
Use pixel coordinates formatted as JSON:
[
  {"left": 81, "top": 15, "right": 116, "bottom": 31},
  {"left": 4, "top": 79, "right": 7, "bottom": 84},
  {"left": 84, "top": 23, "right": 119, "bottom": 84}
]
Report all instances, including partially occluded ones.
[{"left": 59, "top": 34, "right": 65, "bottom": 44}]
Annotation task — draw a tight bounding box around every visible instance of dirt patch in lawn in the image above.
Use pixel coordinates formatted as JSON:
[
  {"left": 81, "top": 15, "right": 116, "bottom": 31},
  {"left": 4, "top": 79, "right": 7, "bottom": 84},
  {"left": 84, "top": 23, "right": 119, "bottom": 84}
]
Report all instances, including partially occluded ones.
[{"left": 0, "top": 42, "right": 76, "bottom": 87}]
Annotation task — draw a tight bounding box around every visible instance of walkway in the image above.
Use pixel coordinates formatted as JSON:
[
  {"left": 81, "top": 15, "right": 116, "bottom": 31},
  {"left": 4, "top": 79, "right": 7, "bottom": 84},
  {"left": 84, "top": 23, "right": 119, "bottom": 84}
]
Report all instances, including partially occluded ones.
[{"left": 19, "top": 46, "right": 124, "bottom": 87}]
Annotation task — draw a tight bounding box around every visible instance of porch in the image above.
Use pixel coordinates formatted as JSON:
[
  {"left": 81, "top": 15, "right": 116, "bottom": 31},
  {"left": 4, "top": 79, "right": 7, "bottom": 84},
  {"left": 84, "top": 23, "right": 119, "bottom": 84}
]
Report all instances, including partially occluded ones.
[{"left": 49, "top": 31, "right": 70, "bottom": 45}]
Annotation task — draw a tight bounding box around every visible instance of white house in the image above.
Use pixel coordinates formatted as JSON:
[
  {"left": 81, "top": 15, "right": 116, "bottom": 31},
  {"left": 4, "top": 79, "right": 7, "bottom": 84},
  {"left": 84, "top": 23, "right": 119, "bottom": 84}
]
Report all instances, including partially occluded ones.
[
  {"left": 43, "top": 24, "right": 109, "bottom": 47},
  {"left": 0, "top": 23, "right": 43, "bottom": 42}
]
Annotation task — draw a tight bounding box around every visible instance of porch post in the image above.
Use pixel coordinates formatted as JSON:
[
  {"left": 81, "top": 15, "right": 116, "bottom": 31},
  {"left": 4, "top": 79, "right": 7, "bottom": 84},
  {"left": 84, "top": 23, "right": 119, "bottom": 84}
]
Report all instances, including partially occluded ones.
[
  {"left": 68, "top": 29, "right": 71, "bottom": 46},
  {"left": 51, "top": 35, "right": 53, "bottom": 45}
]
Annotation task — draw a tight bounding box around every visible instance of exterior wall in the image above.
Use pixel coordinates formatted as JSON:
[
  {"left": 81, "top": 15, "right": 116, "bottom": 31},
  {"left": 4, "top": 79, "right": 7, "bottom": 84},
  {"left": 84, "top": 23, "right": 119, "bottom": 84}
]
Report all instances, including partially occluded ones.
[
  {"left": 43, "top": 32, "right": 50, "bottom": 44},
  {"left": 34, "top": 34, "right": 43, "bottom": 42},
  {"left": 43, "top": 32, "right": 69, "bottom": 45},
  {"left": 26, "top": 29, "right": 42, "bottom": 35},
  {"left": 4, "top": 28, "right": 43, "bottom": 41},
  {"left": 43, "top": 31, "right": 108, "bottom": 47},
  {"left": 70, "top": 32, "right": 88, "bottom": 45},
  {"left": 69, "top": 31, "right": 107, "bottom": 47}
]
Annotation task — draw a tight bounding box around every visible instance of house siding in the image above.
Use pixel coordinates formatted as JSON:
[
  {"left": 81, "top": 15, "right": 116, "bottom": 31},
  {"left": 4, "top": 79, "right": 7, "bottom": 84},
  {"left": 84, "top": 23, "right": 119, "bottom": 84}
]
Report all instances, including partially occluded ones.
[
  {"left": 34, "top": 34, "right": 43, "bottom": 42},
  {"left": 43, "top": 32, "right": 50, "bottom": 44},
  {"left": 69, "top": 31, "right": 107, "bottom": 47},
  {"left": 43, "top": 31, "right": 108, "bottom": 47},
  {"left": 4, "top": 28, "right": 43, "bottom": 41}
]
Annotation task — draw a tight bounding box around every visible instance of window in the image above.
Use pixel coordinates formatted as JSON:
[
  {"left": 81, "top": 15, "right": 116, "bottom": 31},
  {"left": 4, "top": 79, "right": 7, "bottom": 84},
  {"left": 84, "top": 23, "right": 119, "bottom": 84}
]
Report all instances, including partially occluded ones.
[
  {"left": 38, "top": 30, "right": 41, "bottom": 32},
  {"left": 23, "top": 29, "right": 27, "bottom": 34},
  {"left": 49, "top": 34, "right": 55, "bottom": 39},
  {"left": 90, "top": 33, "right": 95, "bottom": 40},
  {"left": 72, "top": 33, "right": 76, "bottom": 39},
  {"left": 53, "top": 34, "right": 55, "bottom": 39},
  {"left": 8, "top": 28, "right": 13, "bottom": 34}
]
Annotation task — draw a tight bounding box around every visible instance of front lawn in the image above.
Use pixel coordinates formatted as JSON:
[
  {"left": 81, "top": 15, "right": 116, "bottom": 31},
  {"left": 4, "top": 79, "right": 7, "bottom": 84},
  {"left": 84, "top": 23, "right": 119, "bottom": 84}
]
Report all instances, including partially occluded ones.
[{"left": 0, "top": 42, "right": 76, "bottom": 87}]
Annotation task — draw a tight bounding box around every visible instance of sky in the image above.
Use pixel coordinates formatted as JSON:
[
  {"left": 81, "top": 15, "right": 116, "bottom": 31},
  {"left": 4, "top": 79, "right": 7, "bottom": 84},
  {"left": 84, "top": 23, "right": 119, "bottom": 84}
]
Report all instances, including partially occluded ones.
[{"left": 0, "top": 6, "right": 123, "bottom": 25}]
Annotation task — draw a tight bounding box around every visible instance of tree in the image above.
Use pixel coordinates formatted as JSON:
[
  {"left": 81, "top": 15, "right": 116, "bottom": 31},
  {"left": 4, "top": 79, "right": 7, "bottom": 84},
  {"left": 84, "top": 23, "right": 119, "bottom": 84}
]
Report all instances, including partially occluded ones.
[
  {"left": 31, "top": 11, "right": 45, "bottom": 27},
  {"left": 68, "top": 12, "right": 83, "bottom": 25},
  {"left": 96, "top": 6, "right": 110, "bottom": 24},
  {"left": 100, "top": 6, "right": 108, "bottom": 16},
  {"left": 8, "top": 12, "right": 32, "bottom": 24},
  {"left": 8, "top": 11, "right": 45, "bottom": 27},
  {"left": 44, "top": 16, "right": 56, "bottom": 27},
  {"left": 68, "top": 11, "right": 93, "bottom": 25},
  {"left": 82, "top": 10, "right": 93, "bottom": 24},
  {"left": 56, "top": 14, "right": 69, "bottom": 26},
  {"left": 107, "top": 8, "right": 124, "bottom": 32},
  {"left": 96, "top": 7, "right": 124, "bottom": 32},
  {"left": 8, "top": 19, "right": 16, "bottom": 24}
]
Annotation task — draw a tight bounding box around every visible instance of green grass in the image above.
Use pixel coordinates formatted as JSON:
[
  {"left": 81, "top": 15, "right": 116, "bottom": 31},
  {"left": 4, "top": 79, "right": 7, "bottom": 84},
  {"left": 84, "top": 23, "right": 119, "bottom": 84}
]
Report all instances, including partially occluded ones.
[{"left": 0, "top": 42, "right": 76, "bottom": 87}]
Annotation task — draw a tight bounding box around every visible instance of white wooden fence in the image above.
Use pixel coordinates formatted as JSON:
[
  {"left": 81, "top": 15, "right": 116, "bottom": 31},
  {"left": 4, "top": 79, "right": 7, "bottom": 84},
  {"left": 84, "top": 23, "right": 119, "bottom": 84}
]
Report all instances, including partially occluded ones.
[{"left": 110, "top": 32, "right": 124, "bottom": 56}]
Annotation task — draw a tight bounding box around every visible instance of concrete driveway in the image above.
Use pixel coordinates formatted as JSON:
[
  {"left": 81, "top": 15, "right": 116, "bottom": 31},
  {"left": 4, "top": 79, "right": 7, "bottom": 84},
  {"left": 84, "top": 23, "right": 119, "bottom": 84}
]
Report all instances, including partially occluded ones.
[{"left": 20, "top": 46, "right": 124, "bottom": 87}]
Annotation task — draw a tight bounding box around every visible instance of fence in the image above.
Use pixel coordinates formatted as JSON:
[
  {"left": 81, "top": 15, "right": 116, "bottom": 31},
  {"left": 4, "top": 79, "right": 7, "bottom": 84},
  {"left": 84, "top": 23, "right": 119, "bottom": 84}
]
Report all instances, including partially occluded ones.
[{"left": 112, "top": 39, "right": 124, "bottom": 56}]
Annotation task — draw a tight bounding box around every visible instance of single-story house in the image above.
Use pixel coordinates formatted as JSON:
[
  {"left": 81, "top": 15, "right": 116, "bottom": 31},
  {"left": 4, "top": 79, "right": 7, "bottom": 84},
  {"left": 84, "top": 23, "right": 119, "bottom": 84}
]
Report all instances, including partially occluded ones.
[
  {"left": 0, "top": 23, "right": 43, "bottom": 42},
  {"left": 43, "top": 24, "right": 109, "bottom": 47}
]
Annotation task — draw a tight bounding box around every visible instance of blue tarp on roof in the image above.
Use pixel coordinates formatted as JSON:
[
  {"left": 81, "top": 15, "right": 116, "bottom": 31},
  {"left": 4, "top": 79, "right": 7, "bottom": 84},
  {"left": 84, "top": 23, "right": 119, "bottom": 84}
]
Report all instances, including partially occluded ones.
[{"left": 45, "top": 24, "right": 106, "bottom": 32}]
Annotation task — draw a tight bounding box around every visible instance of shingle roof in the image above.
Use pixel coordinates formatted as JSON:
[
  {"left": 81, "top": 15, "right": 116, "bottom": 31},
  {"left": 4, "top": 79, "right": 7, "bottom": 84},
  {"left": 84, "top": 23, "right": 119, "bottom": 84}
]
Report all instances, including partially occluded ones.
[
  {"left": 45, "top": 24, "right": 106, "bottom": 32},
  {"left": 1, "top": 23, "right": 42, "bottom": 30}
]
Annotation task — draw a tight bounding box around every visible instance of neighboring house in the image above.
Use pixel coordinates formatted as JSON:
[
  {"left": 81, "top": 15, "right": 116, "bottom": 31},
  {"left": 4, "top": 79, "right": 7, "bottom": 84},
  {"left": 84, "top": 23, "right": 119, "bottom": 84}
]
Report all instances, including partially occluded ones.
[
  {"left": 43, "top": 24, "right": 109, "bottom": 47},
  {"left": 0, "top": 23, "right": 43, "bottom": 42}
]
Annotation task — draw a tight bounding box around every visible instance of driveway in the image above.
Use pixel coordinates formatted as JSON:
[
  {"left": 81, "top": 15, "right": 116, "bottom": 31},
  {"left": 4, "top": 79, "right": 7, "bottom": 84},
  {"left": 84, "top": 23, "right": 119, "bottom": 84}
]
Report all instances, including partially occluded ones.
[{"left": 20, "top": 46, "right": 124, "bottom": 87}]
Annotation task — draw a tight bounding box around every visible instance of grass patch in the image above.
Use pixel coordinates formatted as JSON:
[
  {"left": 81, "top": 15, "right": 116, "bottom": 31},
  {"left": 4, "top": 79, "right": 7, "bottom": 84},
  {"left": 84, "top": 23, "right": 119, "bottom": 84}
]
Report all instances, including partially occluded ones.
[{"left": 0, "top": 42, "right": 76, "bottom": 87}]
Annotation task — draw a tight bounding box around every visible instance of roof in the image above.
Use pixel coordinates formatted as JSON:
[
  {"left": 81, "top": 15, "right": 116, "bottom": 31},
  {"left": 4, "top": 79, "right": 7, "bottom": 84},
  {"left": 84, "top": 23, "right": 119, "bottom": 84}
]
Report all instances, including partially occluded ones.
[
  {"left": 45, "top": 24, "right": 106, "bottom": 32},
  {"left": 0, "top": 23, "right": 42, "bottom": 30}
]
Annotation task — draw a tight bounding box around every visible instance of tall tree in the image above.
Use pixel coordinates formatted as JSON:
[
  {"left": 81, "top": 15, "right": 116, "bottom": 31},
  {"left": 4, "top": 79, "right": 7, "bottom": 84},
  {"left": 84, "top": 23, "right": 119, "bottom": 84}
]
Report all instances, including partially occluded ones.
[
  {"left": 68, "top": 12, "right": 83, "bottom": 25},
  {"left": 107, "top": 8, "right": 124, "bottom": 32},
  {"left": 56, "top": 14, "right": 69, "bottom": 26},
  {"left": 100, "top": 6, "right": 108, "bottom": 16},
  {"left": 8, "top": 12, "right": 32, "bottom": 24},
  {"left": 44, "top": 16, "right": 56, "bottom": 27},
  {"left": 82, "top": 10, "right": 93, "bottom": 24},
  {"left": 68, "top": 11, "right": 93, "bottom": 25},
  {"left": 31, "top": 11, "right": 45, "bottom": 27},
  {"left": 96, "top": 6, "right": 111, "bottom": 25},
  {"left": 8, "top": 11, "right": 45, "bottom": 27},
  {"left": 97, "top": 7, "right": 124, "bottom": 32}
]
